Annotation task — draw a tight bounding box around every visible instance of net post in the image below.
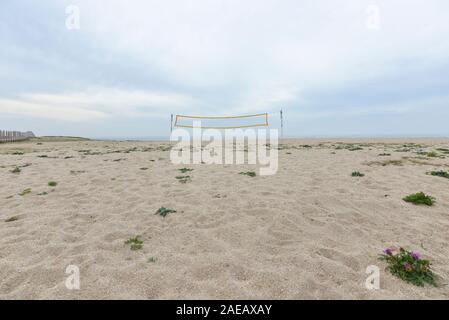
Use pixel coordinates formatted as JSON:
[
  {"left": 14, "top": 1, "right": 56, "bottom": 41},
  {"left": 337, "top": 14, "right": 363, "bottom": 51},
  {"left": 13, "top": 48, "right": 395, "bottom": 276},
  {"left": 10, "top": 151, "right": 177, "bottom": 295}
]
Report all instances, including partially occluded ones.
[
  {"left": 170, "top": 114, "right": 173, "bottom": 133},
  {"left": 280, "top": 109, "right": 284, "bottom": 139}
]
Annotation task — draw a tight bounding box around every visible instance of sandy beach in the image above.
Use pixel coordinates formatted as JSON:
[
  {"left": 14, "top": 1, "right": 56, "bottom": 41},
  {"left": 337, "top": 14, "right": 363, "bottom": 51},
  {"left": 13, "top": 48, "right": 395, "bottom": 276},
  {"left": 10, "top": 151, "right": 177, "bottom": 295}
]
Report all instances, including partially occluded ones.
[{"left": 1, "top": 138, "right": 448, "bottom": 299}]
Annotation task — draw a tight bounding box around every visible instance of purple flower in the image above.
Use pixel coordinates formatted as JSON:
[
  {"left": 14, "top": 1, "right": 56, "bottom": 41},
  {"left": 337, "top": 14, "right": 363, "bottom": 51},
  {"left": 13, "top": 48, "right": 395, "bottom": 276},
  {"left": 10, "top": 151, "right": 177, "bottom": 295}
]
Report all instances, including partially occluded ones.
[
  {"left": 383, "top": 247, "right": 395, "bottom": 256},
  {"left": 403, "top": 262, "right": 414, "bottom": 272},
  {"left": 411, "top": 251, "right": 421, "bottom": 260}
]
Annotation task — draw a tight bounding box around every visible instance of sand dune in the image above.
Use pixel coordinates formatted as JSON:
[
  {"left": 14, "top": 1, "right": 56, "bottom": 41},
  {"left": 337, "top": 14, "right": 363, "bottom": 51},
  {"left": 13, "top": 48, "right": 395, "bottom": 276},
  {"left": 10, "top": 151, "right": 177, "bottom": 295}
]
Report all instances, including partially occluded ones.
[{"left": 1, "top": 138, "right": 448, "bottom": 299}]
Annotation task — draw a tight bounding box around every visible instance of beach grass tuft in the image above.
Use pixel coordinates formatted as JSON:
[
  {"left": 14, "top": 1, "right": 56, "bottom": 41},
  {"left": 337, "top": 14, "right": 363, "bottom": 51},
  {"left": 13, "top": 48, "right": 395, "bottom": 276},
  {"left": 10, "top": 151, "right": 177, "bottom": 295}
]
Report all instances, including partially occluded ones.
[
  {"left": 403, "top": 192, "right": 435, "bottom": 206},
  {"left": 176, "top": 176, "right": 191, "bottom": 183},
  {"left": 351, "top": 171, "right": 365, "bottom": 177},
  {"left": 48, "top": 181, "right": 58, "bottom": 187},
  {"left": 178, "top": 168, "right": 194, "bottom": 173},
  {"left": 19, "top": 188, "right": 31, "bottom": 196},
  {"left": 5, "top": 216, "right": 19, "bottom": 223},
  {"left": 239, "top": 171, "right": 256, "bottom": 177},
  {"left": 11, "top": 167, "right": 21, "bottom": 174},
  {"left": 427, "top": 170, "right": 449, "bottom": 179},
  {"left": 155, "top": 207, "right": 176, "bottom": 218},
  {"left": 125, "top": 236, "right": 143, "bottom": 251},
  {"left": 147, "top": 257, "right": 157, "bottom": 263}
]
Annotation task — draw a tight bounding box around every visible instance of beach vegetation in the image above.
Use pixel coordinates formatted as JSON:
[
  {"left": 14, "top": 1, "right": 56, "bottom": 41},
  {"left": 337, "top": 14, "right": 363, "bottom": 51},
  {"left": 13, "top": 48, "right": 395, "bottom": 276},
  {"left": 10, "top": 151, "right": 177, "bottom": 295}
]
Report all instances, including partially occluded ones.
[
  {"left": 436, "top": 148, "right": 449, "bottom": 154},
  {"left": 239, "top": 171, "right": 256, "bottom": 177},
  {"left": 351, "top": 171, "right": 365, "bottom": 177},
  {"left": 5, "top": 216, "right": 19, "bottom": 222},
  {"left": 427, "top": 170, "right": 449, "bottom": 179},
  {"left": 178, "top": 168, "right": 194, "bottom": 173},
  {"left": 11, "top": 167, "right": 21, "bottom": 174},
  {"left": 155, "top": 207, "right": 176, "bottom": 218},
  {"left": 48, "top": 181, "right": 58, "bottom": 187},
  {"left": 19, "top": 188, "right": 31, "bottom": 196},
  {"left": 380, "top": 247, "right": 437, "bottom": 287},
  {"left": 348, "top": 147, "right": 363, "bottom": 151},
  {"left": 403, "top": 192, "right": 435, "bottom": 206},
  {"left": 176, "top": 176, "right": 191, "bottom": 183},
  {"left": 125, "top": 236, "right": 143, "bottom": 251}
]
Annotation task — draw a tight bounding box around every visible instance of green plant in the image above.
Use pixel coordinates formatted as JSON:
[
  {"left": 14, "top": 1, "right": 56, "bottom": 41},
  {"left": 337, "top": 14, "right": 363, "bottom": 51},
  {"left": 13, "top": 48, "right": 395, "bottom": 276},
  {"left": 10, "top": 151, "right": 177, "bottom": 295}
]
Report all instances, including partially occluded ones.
[
  {"left": 48, "top": 181, "right": 58, "bottom": 187},
  {"left": 427, "top": 151, "right": 438, "bottom": 158},
  {"left": 178, "top": 168, "right": 194, "bottom": 173},
  {"left": 148, "top": 257, "right": 157, "bottom": 263},
  {"left": 239, "top": 171, "right": 256, "bottom": 177},
  {"left": 155, "top": 207, "right": 176, "bottom": 218},
  {"left": 140, "top": 167, "right": 149, "bottom": 170},
  {"left": 37, "top": 192, "right": 48, "bottom": 196},
  {"left": 403, "top": 192, "right": 435, "bottom": 206},
  {"left": 125, "top": 236, "right": 143, "bottom": 251},
  {"left": 379, "top": 247, "right": 437, "bottom": 287},
  {"left": 427, "top": 171, "right": 449, "bottom": 179},
  {"left": 5, "top": 216, "right": 19, "bottom": 222},
  {"left": 19, "top": 188, "right": 31, "bottom": 196},
  {"left": 351, "top": 171, "right": 365, "bottom": 177},
  {"left": 11, "top": 167, "right": 21, "bottom": 174},
  {"left": 436, "top": 148, "right": 449, "bottom": 154},
  {"left": 176, "top": 176, "right": 191, "bottom": 183}
]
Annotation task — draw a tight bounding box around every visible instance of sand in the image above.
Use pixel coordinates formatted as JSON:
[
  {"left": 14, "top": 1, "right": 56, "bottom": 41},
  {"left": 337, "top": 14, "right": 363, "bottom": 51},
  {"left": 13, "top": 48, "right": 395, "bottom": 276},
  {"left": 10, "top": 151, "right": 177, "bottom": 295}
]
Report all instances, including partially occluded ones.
[{"left": 0, "top": 138, "right": 448, "bottom": 299}]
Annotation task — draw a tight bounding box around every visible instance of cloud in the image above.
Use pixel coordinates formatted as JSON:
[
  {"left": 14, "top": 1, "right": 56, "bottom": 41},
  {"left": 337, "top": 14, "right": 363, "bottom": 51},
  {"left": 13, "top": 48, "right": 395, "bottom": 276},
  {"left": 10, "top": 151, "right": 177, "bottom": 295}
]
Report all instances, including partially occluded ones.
[
  {"left": 0, "top": 88, "right": 198, "bottom": 121},
  {"left": 0, "top": 98, "right": 108, "bottom": 121},
  {"left": 1, "top": 0, "right": 449, "bottom": 136}
]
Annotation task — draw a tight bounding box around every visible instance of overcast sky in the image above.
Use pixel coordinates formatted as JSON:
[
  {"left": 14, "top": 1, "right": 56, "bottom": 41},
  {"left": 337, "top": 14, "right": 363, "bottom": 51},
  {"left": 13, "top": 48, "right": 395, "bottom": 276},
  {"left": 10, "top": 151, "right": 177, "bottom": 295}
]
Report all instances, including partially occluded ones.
[{"left": 1, "top": 0, "right": 449, "bottom": 138}]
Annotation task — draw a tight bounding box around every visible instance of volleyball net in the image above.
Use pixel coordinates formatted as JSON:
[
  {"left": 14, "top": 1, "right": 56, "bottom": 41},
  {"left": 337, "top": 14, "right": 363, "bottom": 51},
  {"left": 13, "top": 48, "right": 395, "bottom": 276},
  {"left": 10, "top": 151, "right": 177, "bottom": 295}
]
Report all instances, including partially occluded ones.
[{"left": 173, "top": 113, "right": 269, "bottom": 129}]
